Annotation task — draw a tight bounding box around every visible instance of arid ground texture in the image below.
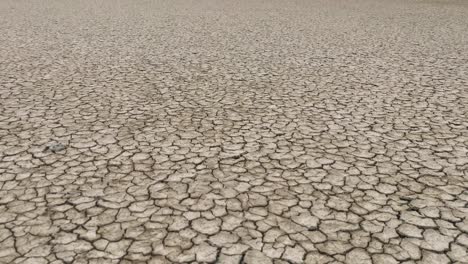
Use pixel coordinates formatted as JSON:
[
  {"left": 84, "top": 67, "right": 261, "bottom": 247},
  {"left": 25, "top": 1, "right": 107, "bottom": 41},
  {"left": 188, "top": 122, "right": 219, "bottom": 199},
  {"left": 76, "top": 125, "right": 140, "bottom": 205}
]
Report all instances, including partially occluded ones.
[{"left": 0, "top": 0, "right": 467, "bottom": 263}]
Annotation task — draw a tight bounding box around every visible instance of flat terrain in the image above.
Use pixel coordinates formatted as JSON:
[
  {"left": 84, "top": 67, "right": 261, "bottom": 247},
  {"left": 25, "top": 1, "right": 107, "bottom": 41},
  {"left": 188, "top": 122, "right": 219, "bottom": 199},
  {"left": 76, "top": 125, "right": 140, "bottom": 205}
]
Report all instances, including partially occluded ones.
[{"left": 1, "top": 0, "right": 468, "bottom": 263}]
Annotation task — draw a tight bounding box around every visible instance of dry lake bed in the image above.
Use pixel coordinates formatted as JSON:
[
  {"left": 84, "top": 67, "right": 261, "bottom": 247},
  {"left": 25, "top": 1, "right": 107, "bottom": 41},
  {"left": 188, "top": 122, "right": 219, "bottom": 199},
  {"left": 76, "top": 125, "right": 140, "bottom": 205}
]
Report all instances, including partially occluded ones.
[{"left": 0, "top": 0, "right": 467, "bottom": 263}]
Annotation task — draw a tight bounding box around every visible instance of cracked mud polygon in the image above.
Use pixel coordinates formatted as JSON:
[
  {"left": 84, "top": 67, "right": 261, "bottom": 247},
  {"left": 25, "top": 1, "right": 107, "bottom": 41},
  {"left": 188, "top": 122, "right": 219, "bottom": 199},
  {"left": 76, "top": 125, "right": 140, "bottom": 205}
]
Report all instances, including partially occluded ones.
[{"left": 0, "top": 0, "right": 467, "bottom": 263}]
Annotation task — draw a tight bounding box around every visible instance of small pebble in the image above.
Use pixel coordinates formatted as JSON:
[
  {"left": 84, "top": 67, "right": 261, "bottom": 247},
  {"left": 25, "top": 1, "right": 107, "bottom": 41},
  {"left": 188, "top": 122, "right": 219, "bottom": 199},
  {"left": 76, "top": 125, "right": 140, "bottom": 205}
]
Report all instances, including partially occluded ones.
[{"left": 45, "top": 142, "right": 66, "bottom": 152}]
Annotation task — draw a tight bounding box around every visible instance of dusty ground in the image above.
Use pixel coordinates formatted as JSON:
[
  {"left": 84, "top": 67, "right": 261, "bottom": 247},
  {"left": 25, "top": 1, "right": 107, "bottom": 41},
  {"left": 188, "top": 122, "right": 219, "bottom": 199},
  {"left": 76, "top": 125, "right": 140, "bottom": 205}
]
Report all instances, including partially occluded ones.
[{"left": 1, "top": 0, "right": 468, "bottom": 263}]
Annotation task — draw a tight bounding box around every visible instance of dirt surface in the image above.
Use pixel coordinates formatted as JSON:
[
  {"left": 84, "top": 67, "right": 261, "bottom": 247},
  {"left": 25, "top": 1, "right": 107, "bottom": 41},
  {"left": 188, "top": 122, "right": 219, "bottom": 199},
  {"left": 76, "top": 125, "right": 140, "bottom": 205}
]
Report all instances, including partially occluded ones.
[{"left": 1, "top": 0, "right": 467, "bottom": 263}]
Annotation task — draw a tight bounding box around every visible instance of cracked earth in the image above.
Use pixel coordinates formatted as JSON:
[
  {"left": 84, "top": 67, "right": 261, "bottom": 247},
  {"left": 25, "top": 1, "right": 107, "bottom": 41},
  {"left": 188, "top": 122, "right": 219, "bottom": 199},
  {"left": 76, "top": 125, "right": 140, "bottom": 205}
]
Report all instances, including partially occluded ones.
[{"left": 1, "top": 0, "right": 468, "bottom": 263}]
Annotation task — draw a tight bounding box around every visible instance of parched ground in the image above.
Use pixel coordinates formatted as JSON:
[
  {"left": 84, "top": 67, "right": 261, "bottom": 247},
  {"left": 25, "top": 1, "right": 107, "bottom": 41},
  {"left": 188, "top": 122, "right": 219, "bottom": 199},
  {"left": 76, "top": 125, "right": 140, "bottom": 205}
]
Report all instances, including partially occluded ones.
[{"left": 0, "top": 0, "right": 467, "bottom": 263}]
